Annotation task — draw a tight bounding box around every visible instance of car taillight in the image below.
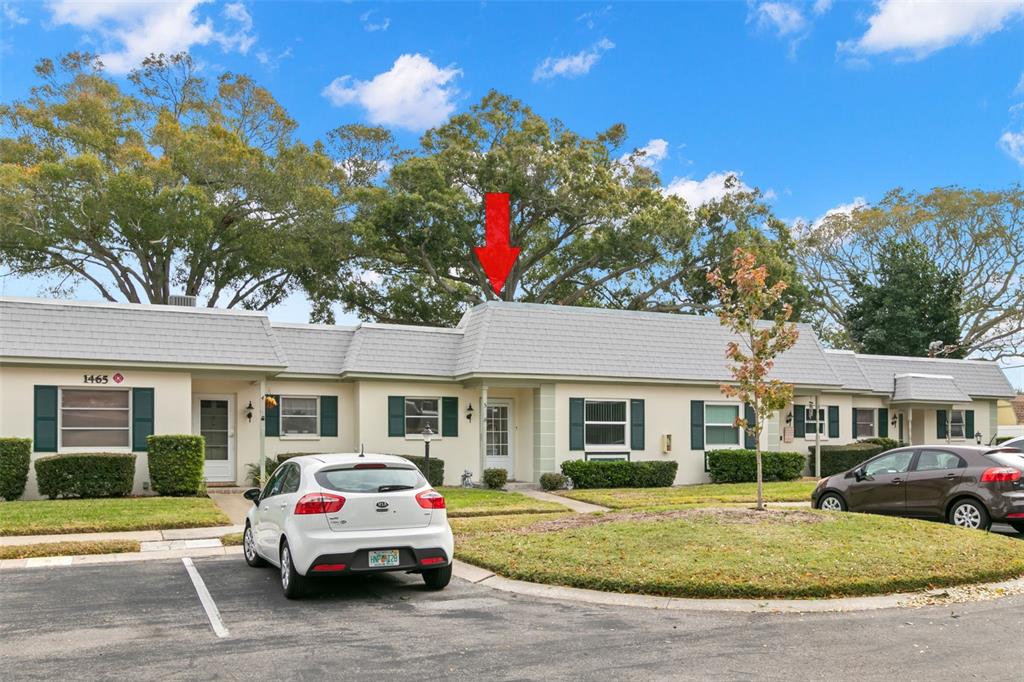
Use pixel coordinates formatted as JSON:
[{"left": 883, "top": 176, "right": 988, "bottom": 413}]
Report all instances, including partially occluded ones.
[
  {"left": 415, "top": 489, "right": 446, "bottom": 509},
  {"left": 312, "top": 563, "right": 347, "bottom": 572},
  {"left": 294, "top": 492, "right": 345, "bottom": 514},
  {"left": 980, "top": 467, "right": 1021, "bottom": 483},
  {"left": 420, "top": 556, "right": 446, "bottom": 566}
]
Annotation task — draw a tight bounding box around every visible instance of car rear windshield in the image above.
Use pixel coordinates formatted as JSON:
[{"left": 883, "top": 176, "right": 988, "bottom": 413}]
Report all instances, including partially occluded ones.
[
  {"left": 986, "top": 451, "right": 1024, "bottom": 470},
  {"left": 315, "top": 466, "right": 426, "bottom": 493}
]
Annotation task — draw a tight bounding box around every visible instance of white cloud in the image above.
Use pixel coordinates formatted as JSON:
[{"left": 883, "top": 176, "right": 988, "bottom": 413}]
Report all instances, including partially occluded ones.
[
  {"left": 2, "top": 2, "right": 28, "bottom": 25},
  {"left": 576, "top": 4, "right": 611, "bottom": 29},
  {"left": 754, "top": 2, "right": 807, "bottom": 37},
  {"left": 322, "top": 53, "right": 462, "bottom": 131},
  {"left": 999, "top": 131, "right": 1024, "bottom": 165},
  {"left": 812, "top": 0, "right": 833, "bottom": 15},
  {"left": 360, "top": 9, "right": 390, "bottom": 32},
  {"left": 812, "top": 196, "right": 868, "bottom": 229},
  {"left": 1014, "top": 72, "right": 1024, "bottom": 96},
  {"left": 533, "top": 38, "right": 614, "bottom": 81},
  {"left": 841, "top": 0, "right": 1024, "bottom": 60},
  {"left": 620, "top": 138, "right": 670, "bottom": 168},
  {"left": 664, "top": 171, "right": 754, "bottom": 207},
  {"left": 45, "top": 0, "right": 257, "bottom": 74}
]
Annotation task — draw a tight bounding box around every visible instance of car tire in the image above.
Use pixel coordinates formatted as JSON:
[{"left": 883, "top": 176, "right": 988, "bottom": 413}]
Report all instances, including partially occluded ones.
[
  {"left": 949, "top": 498, "right": 991, "bottom": 531},
  {"left": 243, "top": 522, "right": 266, "bottom": 568},
  {"left": 279, "top": 540, "right": 307, "bottom": 599},
  {"left": 817, "top": 492, "right": 846, "bottom": 512},
  {"left": 422, "top": 564, "right": 452, "bottom": 590}
]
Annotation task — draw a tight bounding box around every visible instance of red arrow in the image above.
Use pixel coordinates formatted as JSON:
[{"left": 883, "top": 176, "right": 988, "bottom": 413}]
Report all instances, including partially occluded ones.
[{"left": 474, "top": 193, "right": 520, "bottom": 296}]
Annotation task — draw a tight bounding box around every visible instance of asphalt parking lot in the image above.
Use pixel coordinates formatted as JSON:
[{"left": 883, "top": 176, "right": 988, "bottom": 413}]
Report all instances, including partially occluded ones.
[{"left": 2, "top": 551, "right": 1024, "bottom": 681}]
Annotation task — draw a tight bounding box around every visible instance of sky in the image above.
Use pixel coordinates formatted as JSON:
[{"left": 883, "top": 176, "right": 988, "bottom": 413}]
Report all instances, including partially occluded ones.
[{"left": 1, "top": 0, "right": 1023, "bottom": 385}]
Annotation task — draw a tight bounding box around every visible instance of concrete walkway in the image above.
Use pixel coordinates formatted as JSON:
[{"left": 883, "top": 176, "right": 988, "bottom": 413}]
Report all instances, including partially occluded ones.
[
  {"left": 517, "top": 489, "right": 609, "bottom": 513},
  {"left": 0, "top": 524, "right": 243, "bottom": 547},
  {"left": 209, "top": 491, "right": 252, "bottom": 525}
]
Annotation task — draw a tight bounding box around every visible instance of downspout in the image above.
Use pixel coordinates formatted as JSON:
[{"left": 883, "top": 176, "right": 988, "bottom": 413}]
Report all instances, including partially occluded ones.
[
  {"left": 259, "top": 376, "right": 267, "bottom": 484},
  {"left": 479, "top": 385, "right": 489, "bottom": 481}
]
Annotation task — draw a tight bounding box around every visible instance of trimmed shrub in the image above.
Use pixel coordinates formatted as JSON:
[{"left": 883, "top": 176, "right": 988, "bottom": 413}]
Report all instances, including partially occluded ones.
[
  {"left": 0, "top": 438, "right": 31, "bottom": 501},
  {"left": 995, "top": 436, "right": 1015, "bottom": 445},
  {"left": 539, "top": 472, "right": 569, "bottom": 491},
  {"left": 560, "top": 459, "right": 678, "bottom": 489},
  {"left": 482, "top": 468, "right": 508, "bottom": 490},
  {"left": 809, "top": 442, "right": 884, "bottom": 477},
  {"left": 403, "top": 455, "right": 445, "bottom": 487},
  {"left": 147, "top": 435, "right": 206, "bottom": 496},
  {"left": 35, "top": 453, "right": 136, "bottom": 499},
  {"left": 706, "top": 449, "right": 806, "bottom": 484},
  {"left": 859, "top": 437, "right": 902, "bottom": 450}
]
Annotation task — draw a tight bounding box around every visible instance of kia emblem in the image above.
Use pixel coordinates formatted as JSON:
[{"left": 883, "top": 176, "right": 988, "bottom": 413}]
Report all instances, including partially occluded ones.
[{"left": 376, "top": 501, "right": 389, "bottom": 509}]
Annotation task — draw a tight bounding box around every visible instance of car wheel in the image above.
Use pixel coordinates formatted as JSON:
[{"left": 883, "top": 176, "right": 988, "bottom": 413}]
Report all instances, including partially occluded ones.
[
  {"left": 243, "top": 523, "right": 266, "bottom": 567},
  {"left": 817, "top": 492, "right": 846, "bottom": 512},
  {"left": 949, "top": 499, "right": 991, "bottom": 531},
  {"left": 279, "top": 540, "right": 307, "bottom": 599},
  {"left": 422, "top": 564, "right": 452, "bottom": 590}
]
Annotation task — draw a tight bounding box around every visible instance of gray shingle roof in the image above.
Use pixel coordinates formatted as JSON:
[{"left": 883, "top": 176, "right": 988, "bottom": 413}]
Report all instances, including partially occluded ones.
[
  {"left": 272, "top": 324, "right": 355, "bottom": 375},
  {"left": 892, "top": 374, "right": 973, "bottom": 403},
  {"left": 823, "top": 350, "right": 874, "bottom": 392},
  {"left": 854, "top": 354, "right": 1014, "bottom": 399},
  {"left": 0, "top": 298, "right": 286, "bottom": 369},
  {"left": 342, "top": 324, "right": 462, "bottom": 377}
]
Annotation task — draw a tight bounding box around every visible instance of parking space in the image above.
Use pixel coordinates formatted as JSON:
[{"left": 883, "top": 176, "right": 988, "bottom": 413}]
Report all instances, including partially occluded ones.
[{"left": 3, "top": 553, "right": 1024, "bottom": 680}]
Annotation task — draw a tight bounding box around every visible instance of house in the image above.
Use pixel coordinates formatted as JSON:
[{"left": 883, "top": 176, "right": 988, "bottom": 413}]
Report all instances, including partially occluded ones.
[
  {"left": 0, "top": 296, "right": 1016, "bottom": 499},
  {"left": 997, "top": 394, "right": 1024, "bottom": 439}
]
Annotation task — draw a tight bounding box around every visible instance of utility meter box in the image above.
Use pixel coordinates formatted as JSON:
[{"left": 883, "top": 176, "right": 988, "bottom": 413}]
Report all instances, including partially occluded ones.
[{"left": 661, "top": 433, "right": 672, "bottom": 454}]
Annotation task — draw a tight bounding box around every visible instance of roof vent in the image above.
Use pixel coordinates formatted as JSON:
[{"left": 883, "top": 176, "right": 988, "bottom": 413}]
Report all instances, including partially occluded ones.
[{"left": 168, "top": 294, "right": 197, "bottom": 307}]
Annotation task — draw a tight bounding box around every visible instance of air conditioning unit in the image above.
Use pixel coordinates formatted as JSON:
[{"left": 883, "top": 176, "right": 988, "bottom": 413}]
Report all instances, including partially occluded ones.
[
  {"left": 168, "top": 294, "right": 197, "bottom": 307},
  {"left": 661, "top": 433, "right": 672, "bottom": 454}
]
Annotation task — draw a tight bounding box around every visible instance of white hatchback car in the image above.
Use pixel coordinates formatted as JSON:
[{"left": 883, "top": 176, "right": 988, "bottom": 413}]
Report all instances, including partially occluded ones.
[{"left": 241, "top": 453, "right": 454, "bottom": 599}]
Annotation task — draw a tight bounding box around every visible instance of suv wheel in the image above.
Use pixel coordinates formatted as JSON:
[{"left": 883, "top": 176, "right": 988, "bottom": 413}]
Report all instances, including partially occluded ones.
[
  {"left": 422, "top": 564, "right": 452, "bottom": 590},
  {"left": 949, "top": 499, "right": 990, "bottom": 531},
  {"left": 280, "top": 540, "right": 307, "bottom": 599},
  {"left": 243, "top": 522, "right": 266, "bottom": 567}
]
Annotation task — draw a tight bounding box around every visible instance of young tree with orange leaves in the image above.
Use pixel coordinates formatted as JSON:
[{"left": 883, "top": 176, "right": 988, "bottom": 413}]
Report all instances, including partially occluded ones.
[{"left": 707, "top": 248, "right": 800, "bottom": 511}]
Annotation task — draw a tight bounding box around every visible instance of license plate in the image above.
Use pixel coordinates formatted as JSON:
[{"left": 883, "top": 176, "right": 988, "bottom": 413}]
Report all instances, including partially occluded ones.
[{"left": 368, "top": 549, "right": 400, "bottom": 568}]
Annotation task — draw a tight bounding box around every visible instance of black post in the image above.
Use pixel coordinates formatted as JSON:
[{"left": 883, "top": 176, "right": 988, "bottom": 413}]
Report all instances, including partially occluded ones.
[{"left": 422, "top": 423, "right": 434, "bottom": 485}]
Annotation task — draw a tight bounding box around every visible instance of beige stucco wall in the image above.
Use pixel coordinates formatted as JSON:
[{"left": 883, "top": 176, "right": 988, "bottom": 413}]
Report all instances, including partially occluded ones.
[{"left": 0, "top": 364, "right": 192, "bottom": 499}]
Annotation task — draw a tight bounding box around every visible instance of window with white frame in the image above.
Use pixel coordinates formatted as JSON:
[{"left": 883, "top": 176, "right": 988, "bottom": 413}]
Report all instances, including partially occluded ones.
[
  {"left": 61, "top": 388, "right": 130, "bottom": 447},
  {"left": 280, "top": 396, "right": 318, "bottom": 437},
  {"left": 584, "top": 400, "right": 627, "bottom": 449},
  {"left": 950, "top": 410, "right": 965, "bottom": 439},
  {"left": 705, "top": 404, "right": 741, "bottom": 446},
  {"left": 405, "top": 397, "right": 439, "bottom": 436},
  {"left": 854, "top": 409, "right": 876, "bottom": 438},
  {"left": 804, "top": 407, "right": 826, "bottom": 435}
]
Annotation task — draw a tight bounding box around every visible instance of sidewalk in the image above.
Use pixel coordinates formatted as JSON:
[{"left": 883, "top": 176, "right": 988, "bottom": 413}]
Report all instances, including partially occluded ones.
[
  {"left": 518, "top": 489, "right": 609, "bottom": 514},
  {"left": 0, "top": 524, "right": 243, "bottom": 547}
]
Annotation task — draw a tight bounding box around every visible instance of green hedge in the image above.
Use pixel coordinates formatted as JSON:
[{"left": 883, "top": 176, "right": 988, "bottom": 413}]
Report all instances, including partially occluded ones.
[
  {"left": 482, "top": 468, "right": 508, "bottom": 490},
  {"left": 808, "top": 442, "right": 884, "bottom": 477},
  {"left": 34, "top": 453, "right": 136, "bottom": 499},
  {"left": 0, "top": 438, "right": 31, "bottom": 500},
  {"left": 706, "top": 449, "right": 806, "bottom": 483},
  {"left": 404, "top": 455, "right": 445, "bottom": 488},
  {"left": 560, "top": 459, "right": 678, "bottom": 489},
  {"left": 539, "top": 472, "right": 569, "bottom": 491},
  {"left": 859, "top": 437, "right": 902, "bottom": 450},
  {"left": 147, "top": 435, "right": 206, "bottom": 496}
]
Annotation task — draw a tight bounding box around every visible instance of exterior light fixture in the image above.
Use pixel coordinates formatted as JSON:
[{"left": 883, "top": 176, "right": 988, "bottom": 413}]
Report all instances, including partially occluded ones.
[
  {"left": 465, "top": 404, "right": 474, "bottom": 422},
  {"left": 975, "top": 431, "right": 983, "bottom": 445},
  {"left": 785, "top": 412, "right": 793, "bottom": 425},
  {"left": 245, "top": 401, "right": 255, "bottom": 423}
]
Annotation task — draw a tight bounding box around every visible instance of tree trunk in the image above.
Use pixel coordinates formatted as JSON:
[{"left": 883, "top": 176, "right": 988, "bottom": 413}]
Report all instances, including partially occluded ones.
[{"left": 755, "top": 443, "right": 764, "bottom": 511}]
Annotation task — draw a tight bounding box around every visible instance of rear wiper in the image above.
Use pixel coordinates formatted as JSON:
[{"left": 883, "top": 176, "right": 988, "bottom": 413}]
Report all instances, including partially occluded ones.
[{"left": 378, "top": 484, "right": 414, "bottom": 492}]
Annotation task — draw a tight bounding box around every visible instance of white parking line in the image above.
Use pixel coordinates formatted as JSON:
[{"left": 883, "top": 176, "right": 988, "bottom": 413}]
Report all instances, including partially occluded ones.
[{"left": 182, "top": 558, "right": 230, "bottom": 639}]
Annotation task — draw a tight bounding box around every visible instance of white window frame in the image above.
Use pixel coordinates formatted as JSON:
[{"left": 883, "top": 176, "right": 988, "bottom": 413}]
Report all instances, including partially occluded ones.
[
  {"left": 854, "top": 408, "right": 876, "bottom": 439},
  {"left": 583, "top": 398, "right": 629, "bottom": 453},
  {"left": 803, "top": 406, "right": 829, "bottom": 440},
  {"left": 279, "top": 395, "right": 320, "bottom": 440},
  {"left": 404, "top": 396, "right": 442, "bottom": 440},
  {"left": 705, "top": 402, "right": 741, "bottom": 448},
  {"left": 949, "top": 409, "right": 966, "bottom": 440},
  {"left": 58, "top": 387, "right": 132, "bottom": 452}
]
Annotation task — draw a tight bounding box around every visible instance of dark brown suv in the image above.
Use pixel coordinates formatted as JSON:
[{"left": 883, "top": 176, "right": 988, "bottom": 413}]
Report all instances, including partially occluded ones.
[{"left": 810, "top": 445, "right": 1024, "bottom": 532}]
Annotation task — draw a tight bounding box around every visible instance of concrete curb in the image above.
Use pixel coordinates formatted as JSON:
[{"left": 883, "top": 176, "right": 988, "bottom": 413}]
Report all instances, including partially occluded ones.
[
  {"left": 0, "top": 545, "right": 244, "bottom": 570},
  {"left": 0, "top": 525, "right": 244, "bottom": 547},
  {"left": 450, "top": 560, "right": 1024, "bottom": 613}
]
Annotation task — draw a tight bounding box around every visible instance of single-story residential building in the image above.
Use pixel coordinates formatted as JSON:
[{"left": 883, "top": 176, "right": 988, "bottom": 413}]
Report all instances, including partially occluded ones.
[{"left": 0, "top": 296, "right": 1016, "bottom": 498}]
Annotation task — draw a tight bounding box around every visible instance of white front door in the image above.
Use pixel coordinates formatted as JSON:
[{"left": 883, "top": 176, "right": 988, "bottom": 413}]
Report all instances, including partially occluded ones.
[
  {"left": 193, "top": 394, "right": 235, "bottom": 482},
  {"left": 485, "top": 400, "right": 514, "bottom": 478}
]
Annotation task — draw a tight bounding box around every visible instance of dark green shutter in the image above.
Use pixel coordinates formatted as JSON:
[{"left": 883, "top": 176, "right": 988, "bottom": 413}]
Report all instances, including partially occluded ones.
[
  {"left": 793, "top": 404, "right": 805, "bottom": 438},
  {"left": 569, "top": 398, "right": 585, "bottom": 451},
  {"left": 690, "top": 400, "right": 705, "bottom": 451},
  {"left": 828, "top": 406, "right": 839, "bottom": 439},
  {"left": 388, "top": 396, "right": 405, "bottom": 437},
  {"left": 442, "top": 397, "right": 459, "bottom": 437},
  {"left": 878, "top": 408, "right": 889, "bottom": 438},
  {"left": 743, "top": 404, "right": 756, "bottom": 449},
  {"left": 965, "top": 409, "right": 975, "bottom": 440},
  {"left": 132, "top": 388, "right": 154, "bottom": 451},
  {"left": 319, "top": 396, "right": 338, "bottom": 437},
  {"left": 937, "top": 410, "right": 948, "bottom": 439},
  {"left": 851, "top": 408, "right": 857, "bottom": 438},
  {"left": 630, "top": 399, "right": 645, "bottom": 450},
  {"left": 33, "top": 385, "right": 58, "bottom": 453},
  {"left": 265, "top": 394, "right": 280, "bottom": 437}
]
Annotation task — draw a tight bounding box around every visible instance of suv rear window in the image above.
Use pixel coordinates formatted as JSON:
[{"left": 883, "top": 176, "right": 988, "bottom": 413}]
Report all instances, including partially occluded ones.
[
  {"left": 315, "top": 466, "right": 426, "bottom": 493},
  {"left": 986, "top": 451, "right": 1024, "bottom": 470}
]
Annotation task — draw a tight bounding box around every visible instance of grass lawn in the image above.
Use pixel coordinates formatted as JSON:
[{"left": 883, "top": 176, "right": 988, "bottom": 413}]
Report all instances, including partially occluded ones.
[
  {"left": 451, "top": 509, "right": 1024, "bottom": 599},
  {"left": 0, "top": 497, "right": 231, "bottom": 536},
  {"left": 440, "top": 487, "right": 567, "bottom": 517},
  {"left": 560, "top": 480, "right": 818, "bottom": 509},
  {"left": 0, "top": 540, "right": 140, "bottom": 560},
  {"left": 221, "top": 532, "right": 243, "bottom": 546}
]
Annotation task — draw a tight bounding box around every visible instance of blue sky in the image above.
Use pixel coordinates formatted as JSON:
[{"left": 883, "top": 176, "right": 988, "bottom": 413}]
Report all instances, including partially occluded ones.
[{"left": 1, "top": 1, "right": 1023, "bottom": 384}]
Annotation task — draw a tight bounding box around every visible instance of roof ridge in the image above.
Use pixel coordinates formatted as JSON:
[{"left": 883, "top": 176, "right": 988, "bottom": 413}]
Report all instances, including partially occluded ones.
[
  {"left": 0, "top": 296, "right": 270, "bottom": 317},
  {"left": 260, "top": 317, "right": 289, "bottom": 367},
  {"left": 272, "top": 322, "right": 360, "bottom": 331},
  {"left": 854, "top": 351, "right": 1001, "bottom": 366}
]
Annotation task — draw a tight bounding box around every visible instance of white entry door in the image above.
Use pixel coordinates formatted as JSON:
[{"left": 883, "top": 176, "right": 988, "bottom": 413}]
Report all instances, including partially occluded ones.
[
  {"left": 193, "top": 394, "right": 235, "bottom": 482},
  {"left": 485, "top": 400, "right": 514, "bottom": 478}
]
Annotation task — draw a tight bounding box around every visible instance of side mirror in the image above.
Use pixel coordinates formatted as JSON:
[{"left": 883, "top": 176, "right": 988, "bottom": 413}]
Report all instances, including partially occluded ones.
[
  {"left": 243, "top": 488, "right": 261, "bottom": 504},
  {"left": 854, "top": 468, "right": 867, "bottom": 482}
]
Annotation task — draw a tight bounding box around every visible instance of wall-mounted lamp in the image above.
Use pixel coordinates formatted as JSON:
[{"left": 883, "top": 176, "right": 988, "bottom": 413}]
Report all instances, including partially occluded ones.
[
  {"left": 975, "top": 431, "right": 983, "bottom": 445},
  {"left": 465, "top": 404, "right": 474, "bottom": 422},
  {"left": 245, "top": 401, "right": 255, "bottom": 423},
  {"left": 891, "top": 414, "right": 898, "bottom": 427},
  {"left": 785, "top": 412, "right": 793, "bottom": 425}
]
